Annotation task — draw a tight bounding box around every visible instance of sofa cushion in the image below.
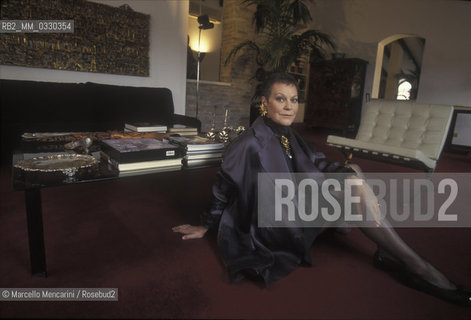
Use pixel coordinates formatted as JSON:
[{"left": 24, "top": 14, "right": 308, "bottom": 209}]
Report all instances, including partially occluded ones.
[
  {"left": 355, "top": 100, "right": 453, "bottom": 160},
  {"left": 1, "top": 80, "right": 176, "bottom": 132}
]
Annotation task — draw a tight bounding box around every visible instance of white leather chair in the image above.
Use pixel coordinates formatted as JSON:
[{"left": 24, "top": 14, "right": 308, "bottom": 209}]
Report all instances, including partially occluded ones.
[{"left": 327, "top": 100, "right": 454, "bottom": 172}]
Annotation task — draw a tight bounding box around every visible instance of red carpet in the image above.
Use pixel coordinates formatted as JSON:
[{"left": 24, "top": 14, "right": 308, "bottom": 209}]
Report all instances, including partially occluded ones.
[{"left": 1, "top": 127, "right": 470, "bottom": 319}]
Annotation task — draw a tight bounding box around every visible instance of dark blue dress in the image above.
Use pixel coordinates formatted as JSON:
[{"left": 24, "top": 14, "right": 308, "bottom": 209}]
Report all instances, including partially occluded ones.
[{"left": 201, "top": 116, "right": 345, "bottom": 285}]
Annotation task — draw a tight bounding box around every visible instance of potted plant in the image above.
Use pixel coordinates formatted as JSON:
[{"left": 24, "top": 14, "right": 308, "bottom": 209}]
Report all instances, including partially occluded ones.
[{"left": 225, "top": 0, "right": 335, "bottom": 121}]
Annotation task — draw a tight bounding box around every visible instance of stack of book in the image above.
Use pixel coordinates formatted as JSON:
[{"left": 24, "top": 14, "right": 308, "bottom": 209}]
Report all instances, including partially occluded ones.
[
  {"left": 167, "top": 124, "right": 198, "bottom": 136},
  {"left": 124, "top": 122, "right": 168, "bottom": 133},
  {"left": 165, "top": 136, "right": 224, "bottom": 168},
  {"left": 100, "top": 138, "right": 183, "bottom": 173}
]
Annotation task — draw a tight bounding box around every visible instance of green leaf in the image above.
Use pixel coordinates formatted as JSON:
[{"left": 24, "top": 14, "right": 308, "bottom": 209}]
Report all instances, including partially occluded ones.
[
  {"left": 227, "top": 0, "right": 335, "bottom": 77},
  {"left": 225, "top": 41, "right": 261, "bottom": 66}
]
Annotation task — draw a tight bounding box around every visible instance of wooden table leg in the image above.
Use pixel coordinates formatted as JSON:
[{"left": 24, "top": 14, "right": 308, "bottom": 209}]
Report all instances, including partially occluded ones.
[{"left": 24, "top": 188, "right": 47, "bottom": 277}]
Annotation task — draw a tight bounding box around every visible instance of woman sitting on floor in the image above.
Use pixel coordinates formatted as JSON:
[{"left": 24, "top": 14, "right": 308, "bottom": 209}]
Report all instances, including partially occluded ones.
[{"left": 173, "top": 73, "right": 470, "bottom": 306}]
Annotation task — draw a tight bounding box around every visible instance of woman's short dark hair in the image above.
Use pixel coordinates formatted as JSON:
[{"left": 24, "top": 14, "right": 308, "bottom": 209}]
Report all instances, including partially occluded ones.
[{"left": 261, "top": 73, "right": 300, "bottom": 99}]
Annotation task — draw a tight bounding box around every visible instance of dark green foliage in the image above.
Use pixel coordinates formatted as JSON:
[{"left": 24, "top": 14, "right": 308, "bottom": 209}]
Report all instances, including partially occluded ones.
[{"left": 225, "top": 0, "right": 335, "bottom": 73}]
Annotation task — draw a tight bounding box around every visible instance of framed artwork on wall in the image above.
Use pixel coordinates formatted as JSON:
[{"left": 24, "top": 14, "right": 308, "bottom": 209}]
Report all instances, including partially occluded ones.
[{"left": 0, "top": 0, "right": 150, "bottom": 76}]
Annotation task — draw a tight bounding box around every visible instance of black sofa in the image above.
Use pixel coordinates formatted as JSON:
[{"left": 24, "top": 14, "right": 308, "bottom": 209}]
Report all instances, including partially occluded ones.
[{"left": 1, "top": 79, "right": 200, "bottom": 165}]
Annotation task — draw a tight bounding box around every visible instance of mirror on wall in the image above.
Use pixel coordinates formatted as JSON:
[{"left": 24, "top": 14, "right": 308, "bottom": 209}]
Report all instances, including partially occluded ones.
[{"left": 373, "top": 35, "right": 425, "bottom": 101}]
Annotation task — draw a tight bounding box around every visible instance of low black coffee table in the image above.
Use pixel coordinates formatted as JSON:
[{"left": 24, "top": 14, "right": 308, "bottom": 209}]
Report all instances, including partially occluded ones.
[{"left": 12, "top": 146, "right": 218, "bottom": 277}]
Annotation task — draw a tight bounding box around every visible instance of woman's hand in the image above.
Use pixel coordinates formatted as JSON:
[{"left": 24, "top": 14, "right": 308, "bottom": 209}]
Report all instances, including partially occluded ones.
[{"left": 172, "top": 224, "right": 208, "bottom": 240}]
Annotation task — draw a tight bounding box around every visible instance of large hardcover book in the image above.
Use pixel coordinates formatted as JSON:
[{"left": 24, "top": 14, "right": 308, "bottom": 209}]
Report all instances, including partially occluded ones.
[
  {"left": 117, "top": 165, "right": 183, "bottom": 177},
  {"left": 172, "top": 131, "right": 199, "bottom": 136},
  {"left": 184, "top": 152, "right": 223, "bottom": 161},
  {"left": 166, "top": 136, "right": 224, "bottom": 152},
  {"left": 168, "top": 124, "right": 198, "bottom": 133},
  {"left": 185, "top": 149, "right": 224, "bottom": 155},
  {"left": 101, "top": 138, "right": 183, "bottom": 163},
  {"left": 182, "top": 158, "right": 222, "bottom": 168},
  {"left": 125, "top": 122, "right": 168, "bottom": 132},
  {"left": 101, "top": 151, "right": 183, "bottom": 172}
]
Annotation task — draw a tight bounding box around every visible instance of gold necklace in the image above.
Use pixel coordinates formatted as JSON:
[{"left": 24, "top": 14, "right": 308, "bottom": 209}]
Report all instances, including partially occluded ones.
[{"left": 280, "top": 135, "right": 292, "bottom": 159}]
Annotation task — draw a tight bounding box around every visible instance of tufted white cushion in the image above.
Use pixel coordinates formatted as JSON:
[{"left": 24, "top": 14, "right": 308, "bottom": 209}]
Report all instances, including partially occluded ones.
[{"left": 327, "top": 100, "right": 454, "bottom": 170}]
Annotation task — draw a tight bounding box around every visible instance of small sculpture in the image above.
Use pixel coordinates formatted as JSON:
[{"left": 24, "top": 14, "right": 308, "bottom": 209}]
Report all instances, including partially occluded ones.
[
  {"left": 205, "top": 111, "right": 218, "bottom": 141},
  {"left": 217, "top": 107, "right": 231, "bottom": 143},
  {"left": 205, "top": 107, "right": 246, "bottom": 143},
  {"left": 217, "top": 127, "right": 230, "bottom": 143},
  {"left": 64, "top": 137, "right": 93, "bottom": 153}
]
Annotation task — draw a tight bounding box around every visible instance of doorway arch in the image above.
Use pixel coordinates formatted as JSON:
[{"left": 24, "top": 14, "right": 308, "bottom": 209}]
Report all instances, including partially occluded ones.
[{"left": 372, "top": 34, "right": 425, "bottom": 100}]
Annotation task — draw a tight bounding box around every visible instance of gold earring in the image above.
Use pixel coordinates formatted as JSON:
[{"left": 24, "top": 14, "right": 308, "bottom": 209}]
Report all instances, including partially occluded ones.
[{"left": 259, "top": 103, "right": 268, "bottom": 116}]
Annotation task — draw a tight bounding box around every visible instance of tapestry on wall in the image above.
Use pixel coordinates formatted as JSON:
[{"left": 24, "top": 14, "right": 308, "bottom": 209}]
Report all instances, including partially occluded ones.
[{"left": 0, "top": 0, "right": 150, "bottom": 76}]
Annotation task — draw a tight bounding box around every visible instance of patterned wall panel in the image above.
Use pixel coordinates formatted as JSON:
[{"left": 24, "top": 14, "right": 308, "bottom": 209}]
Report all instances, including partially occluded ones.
[{"left": 0, "top": 0, "right": 150, "bottom": 76}]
